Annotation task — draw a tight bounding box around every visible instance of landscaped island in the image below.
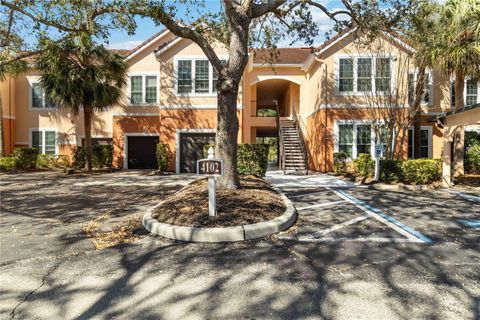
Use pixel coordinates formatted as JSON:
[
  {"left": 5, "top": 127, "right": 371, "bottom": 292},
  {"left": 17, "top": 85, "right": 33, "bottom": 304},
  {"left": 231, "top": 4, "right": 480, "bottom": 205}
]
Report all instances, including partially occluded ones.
[{"left": 152, "top": 176, "right": 286, "bottom": 228}]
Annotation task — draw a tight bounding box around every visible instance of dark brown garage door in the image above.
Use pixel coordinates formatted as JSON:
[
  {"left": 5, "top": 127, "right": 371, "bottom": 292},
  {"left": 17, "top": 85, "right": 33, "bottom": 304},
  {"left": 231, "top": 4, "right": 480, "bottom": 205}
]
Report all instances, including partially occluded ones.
[
  {"left": 127, "top": 136, "right": 159, "bottom": 169},
  {"left": 179, "top": 132, "right": 215, "bottom": 173}
]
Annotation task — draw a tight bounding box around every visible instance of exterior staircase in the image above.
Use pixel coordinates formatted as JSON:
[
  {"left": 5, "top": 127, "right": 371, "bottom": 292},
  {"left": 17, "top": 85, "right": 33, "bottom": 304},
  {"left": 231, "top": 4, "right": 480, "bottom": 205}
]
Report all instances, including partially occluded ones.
[{"left": 279, "top": 119, "right": 308, "bottom": 174}]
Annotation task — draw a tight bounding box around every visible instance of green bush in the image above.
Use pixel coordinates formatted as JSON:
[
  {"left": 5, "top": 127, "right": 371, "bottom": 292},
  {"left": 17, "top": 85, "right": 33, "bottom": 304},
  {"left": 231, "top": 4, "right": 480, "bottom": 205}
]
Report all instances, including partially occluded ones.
[
  {"left": 0, "top": 156, "right": 16, "bottom": 171},
  {"left": 333, "top": 152, "right": 348, "bottom": 174},
  {"left": 465, "top": 131, "right": 480, "bottom": 149},
  {"left": 156, "top": 143, "right": 168, "bottom": 172},
  {"left": 13, "top": 147, "right": 38, "bottom": 169},
  {"left": 73, "top": 147, "right": 87, "bottom": 169},
  {"left": 36, "top": 154, "right": 57, "bottom": 168},
  {"left": 354, "top": 153, "right": 374, "bottom": 178},
  {"left": 379, "top": 160, "right": 403, "bottom": 183},
  {"left": 92, "top": 145, "right": 113, "bottom": 168},
  {"left": 401, "top": 159, "right": 440, "bottom": 184},
  {"left": 73, "top": 145, "right": 113, "bottom": 169},
  {"left": 203, "top": 143, "right": 269, "bottom": 177},
  {"left": 465, "top": 144, "right": 480, "bottom": 174}
]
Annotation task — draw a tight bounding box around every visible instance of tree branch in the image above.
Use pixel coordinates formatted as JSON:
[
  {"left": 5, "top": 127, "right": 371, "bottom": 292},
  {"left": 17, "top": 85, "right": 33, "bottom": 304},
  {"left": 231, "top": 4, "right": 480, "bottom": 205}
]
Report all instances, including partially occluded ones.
[{"left": 1, "top": 1, "right": 86, "bottom": 33}]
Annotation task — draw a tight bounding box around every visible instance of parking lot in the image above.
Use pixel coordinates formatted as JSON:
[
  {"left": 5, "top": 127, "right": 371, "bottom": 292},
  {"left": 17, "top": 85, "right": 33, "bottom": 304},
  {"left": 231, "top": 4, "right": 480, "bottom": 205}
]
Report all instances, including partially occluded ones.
[{"left": 0, "top": 171, "right": 479, "bottom": 319}]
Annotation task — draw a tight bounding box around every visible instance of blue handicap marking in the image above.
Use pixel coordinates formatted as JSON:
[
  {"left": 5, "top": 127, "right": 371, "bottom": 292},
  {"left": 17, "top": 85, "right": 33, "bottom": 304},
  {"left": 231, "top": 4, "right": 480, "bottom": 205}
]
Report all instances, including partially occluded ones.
[{"left": 457, "top": 220, "right": 480, "bottom": 229}]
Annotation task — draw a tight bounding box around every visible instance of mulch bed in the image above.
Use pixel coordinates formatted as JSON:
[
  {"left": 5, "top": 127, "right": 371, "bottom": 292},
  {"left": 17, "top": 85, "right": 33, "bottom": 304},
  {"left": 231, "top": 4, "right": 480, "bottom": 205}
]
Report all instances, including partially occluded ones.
[{"left": 151, "top": 175, "right": 286, "bottom": 228}]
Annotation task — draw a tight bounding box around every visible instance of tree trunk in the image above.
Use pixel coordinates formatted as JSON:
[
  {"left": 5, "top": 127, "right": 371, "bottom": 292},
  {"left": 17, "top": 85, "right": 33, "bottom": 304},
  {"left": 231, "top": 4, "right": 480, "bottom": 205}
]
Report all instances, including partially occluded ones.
[
  {"left": 83, "top": 108, "right": 93, "bottom": 173},
  {"left": 215, "top": 9, "right": 250, "bottom": 189},
  {"left": 216, "top": 87, "right": 240, "bottom": 188},
  {"left": 413, "top": 66, "right": 426, "bottom": 158},
  {"left": 454, "top": 71, "right": 465, "bottom": 110},
  {"left": 0, "top": 96, "right": 5, "bottom": 156},
  {"left": 453, "top": 71, "right": 465, "bottom": 176}
]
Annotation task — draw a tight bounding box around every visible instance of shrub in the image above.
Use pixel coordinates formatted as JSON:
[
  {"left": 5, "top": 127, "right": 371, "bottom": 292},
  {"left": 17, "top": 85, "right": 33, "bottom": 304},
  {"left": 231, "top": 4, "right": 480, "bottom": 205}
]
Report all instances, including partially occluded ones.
[
  {"left": 237, "top": 144, "right": 269, "bottom": 176},
  {"left": 465, "top": 131, "right": 480, "bottom": 149},
  {"left": 13, "top": 147, "right": 38, "bottom": 169},
  {"left": 203, "top": 143, "right": 269, "bottom": 177},
  {"left": 92, "top": 145, "right": 113, "bottom": 168},
  {"left": 73, "top": 146, "right": 87, "bottom": 169},
  {"left": 465, "top": 144, "right": 480, "bottom": 174},
  {"left": 36, "top": 154, "right": 57, "bottom": 168},
  {"left": 333, "top": 152, "right": 348, "bottom": 174},
  {"left": 354, "top": 153, "right": 374, "bottom": 178},
  {"left": 156, "top": 143, "right": 168, "bottom": 172},
  {"left": 401, "top": 159, "right": 440, "bottom": 184},
  {"left": 379, "top": 160, "right": 403, "bottom": 183},
  {"left": 73, "top": 145, "right": 113, "bottom": 169},
  {"left": 0, "top": 156, "right": 16, "bottom": 171}
]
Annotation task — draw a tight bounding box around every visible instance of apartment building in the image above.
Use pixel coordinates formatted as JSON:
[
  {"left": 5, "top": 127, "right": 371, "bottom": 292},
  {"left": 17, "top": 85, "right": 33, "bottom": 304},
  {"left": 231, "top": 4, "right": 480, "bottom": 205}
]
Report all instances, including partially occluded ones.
[{"left": 1, "top": 28, "right": 479, "bottom": 173}]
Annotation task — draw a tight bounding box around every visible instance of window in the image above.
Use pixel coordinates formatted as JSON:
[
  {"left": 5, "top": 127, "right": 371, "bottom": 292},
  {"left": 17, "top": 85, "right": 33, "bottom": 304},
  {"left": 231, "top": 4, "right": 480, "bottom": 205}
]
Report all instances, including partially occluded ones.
[
  {"left": 407, "top": 71, "right": 432, "bottom": 105},
  {"left": 194, "top": 60, "right": 210, "bottom": 93},
  {"left": 339, "top": 58, "right": 354, "bottom": 92},
  {"left": 466, "top": 79, "right": 478, "bottom": 106},
  {"left": 357, "top": 58, "right": 372, "bottom": 92},
  {"left": 31, "top": 130, "right": 56, "bottom": 155},
  {"left": 177, "top": 58, "right": 227, "bottom": 95},
  {"left": 407, "top": 127, "right": 432, "bottom": 158},
  {"left": 178, "top": 60, "right": 192, "bottom": 94},
  {"left": 336, "top": 122, "right": 389, "bottom": 159},
  {"left": 129, "top": 75, "right": 158, "bottom": 104},
  {"left": 375, "top": 58, "right": 391, "bottom": 92},
  {"left": 338, "top": 57, "right": 392, "bottom": 93},
  {"left": 31, "top": 82, "right": 55, "bottom": 109},
  {"left": 212, "top": 60, "right": 226, "bottom": 93},
  {"left": 356, "top": 124, "right": 371, "bottom": 155},
  {"left": 338, "top": 124, "right": 354, "bottom": 157}
]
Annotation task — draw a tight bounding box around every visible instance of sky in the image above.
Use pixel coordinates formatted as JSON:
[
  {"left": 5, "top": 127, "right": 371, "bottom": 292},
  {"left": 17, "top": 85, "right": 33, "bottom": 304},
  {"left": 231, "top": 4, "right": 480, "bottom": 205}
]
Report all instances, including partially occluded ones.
[{"left": 106, "top": 0, "right": 345, "bottom": 49}]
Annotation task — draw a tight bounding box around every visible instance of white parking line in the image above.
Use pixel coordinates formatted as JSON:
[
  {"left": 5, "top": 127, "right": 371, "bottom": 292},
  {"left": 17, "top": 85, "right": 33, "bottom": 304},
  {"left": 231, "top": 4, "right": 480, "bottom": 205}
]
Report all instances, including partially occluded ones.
[
  {"left": 306, "top": 215, "right": 370, "bottom": 238},
  {"left": 327, "top": 188, "right": 433, "bottom": 244},
  {"left": 293, "top": 237, "right": 425, "bottom": 243},
  {"left": 296, "top": 200, "right": 346, "bottom": 211}
]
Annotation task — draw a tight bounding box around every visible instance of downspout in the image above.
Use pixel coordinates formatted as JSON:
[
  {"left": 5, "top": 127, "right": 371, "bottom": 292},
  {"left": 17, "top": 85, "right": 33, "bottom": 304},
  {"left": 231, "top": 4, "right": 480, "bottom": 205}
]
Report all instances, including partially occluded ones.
[{"left": 9, "top": 77, "right": 13, "bottom": 153}]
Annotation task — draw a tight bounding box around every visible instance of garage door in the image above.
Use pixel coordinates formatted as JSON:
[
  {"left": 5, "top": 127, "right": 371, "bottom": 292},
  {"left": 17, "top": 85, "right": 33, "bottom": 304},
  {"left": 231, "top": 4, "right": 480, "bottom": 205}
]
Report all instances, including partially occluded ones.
[
  {"left": 179, "top": 132, "right": 215, "bottom": 173},
  {"left": 127, "top": 136, "right": 159, "bottom": 169}
]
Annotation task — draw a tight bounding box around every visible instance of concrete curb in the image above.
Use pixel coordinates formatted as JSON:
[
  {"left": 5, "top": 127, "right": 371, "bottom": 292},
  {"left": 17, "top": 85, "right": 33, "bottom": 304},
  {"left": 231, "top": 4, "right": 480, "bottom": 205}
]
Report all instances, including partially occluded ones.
[
  {"left": 356, "top": 183, "right": 438, "bottom": 192},
  {"left": 142, "top": 184, "right": 297, "bottom": 243}
]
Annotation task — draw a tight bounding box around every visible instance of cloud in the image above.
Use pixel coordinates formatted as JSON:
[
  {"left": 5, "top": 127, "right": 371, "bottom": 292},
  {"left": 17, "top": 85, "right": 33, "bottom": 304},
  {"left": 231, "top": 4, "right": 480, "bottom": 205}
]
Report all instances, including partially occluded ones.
[{"left": 106, "top": 40, "right": 145, "bottom": 50}]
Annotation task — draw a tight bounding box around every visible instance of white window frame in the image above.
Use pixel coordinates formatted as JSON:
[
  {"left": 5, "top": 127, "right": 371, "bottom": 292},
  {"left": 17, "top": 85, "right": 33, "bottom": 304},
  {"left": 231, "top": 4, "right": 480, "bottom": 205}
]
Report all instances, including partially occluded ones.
[
  {"left": 465, "top": 78, "right": 480, "bottom": 106},
  {"left": 127, "top": 72, "right": 160, "bottom": 106},
  {"left": 335, "top": 54, "right": 395, "bottom": 96},
  {"left": 407, "top": 126, "right": 433, "bottom": 158},
  {"left": 29, "top": 128, "right": 59, "bottom": 155},
  {"left": 27, "top": 77, "right": 57, "bottom": 111},
  {"left": 334, "top": 120, "right": 391, "bottom": 159},
  {"left": 174, "top": 56, "right": 228, "bottom": 96},
  {"left": 450, "top": 78, "right": 480, "bottom": 108},
  {"left": 408, "top": 70, "right": 433, "bottom": 106}
]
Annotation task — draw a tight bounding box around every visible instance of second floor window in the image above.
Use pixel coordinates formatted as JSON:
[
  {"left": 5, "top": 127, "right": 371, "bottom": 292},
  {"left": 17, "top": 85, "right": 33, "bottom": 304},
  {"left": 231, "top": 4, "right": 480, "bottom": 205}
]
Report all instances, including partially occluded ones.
[
  {"left": 129, "top": 75, "right": 158, "bottom": 105},
  {"left": 31, "top": 82, "right": 55, "bottom": 109},
  {"left": 338, "top": 57, "right": 391, "bottom": 93},
  {"left": 407, "top": 71, "right": 432, "bottom": 105},
  {"left": 177, "top": 59, "right": 226, "bottom": 95},
  {"left": 466, "top": 79, "right": 478, "bottom": 106}
]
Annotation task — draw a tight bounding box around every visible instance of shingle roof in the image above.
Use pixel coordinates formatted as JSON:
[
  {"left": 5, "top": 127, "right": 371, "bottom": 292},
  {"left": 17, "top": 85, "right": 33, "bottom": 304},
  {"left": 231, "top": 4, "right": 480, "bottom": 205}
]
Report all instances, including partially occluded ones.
[
  {"left": 252, "top": 47, "right": 313, "bottom": 65},
  {"left": 124, "top": 28, "right": 167, "bottom": 58}
]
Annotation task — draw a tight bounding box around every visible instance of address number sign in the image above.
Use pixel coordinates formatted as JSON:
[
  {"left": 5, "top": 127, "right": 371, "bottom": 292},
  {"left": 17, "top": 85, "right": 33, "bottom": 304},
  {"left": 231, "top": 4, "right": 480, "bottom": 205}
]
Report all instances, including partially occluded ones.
[{"left": 197, "top": 159, "right": 223, "bottom": 176}]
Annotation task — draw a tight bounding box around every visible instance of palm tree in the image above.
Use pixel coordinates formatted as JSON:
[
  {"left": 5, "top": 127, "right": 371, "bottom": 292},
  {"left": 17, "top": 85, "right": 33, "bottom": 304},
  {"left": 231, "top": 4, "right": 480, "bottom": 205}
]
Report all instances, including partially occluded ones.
[
  {"left": 431, "top": 0, "right": 480, "bottom": 109},
  {"left": 36, "top": 37, "right": 127, "bottom": 172}
]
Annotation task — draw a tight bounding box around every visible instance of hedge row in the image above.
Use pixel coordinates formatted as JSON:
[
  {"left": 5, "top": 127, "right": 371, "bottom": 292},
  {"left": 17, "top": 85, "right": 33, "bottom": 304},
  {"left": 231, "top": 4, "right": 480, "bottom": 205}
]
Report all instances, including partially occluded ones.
[
  {"left": 73, "top": 145, "right": 113, "bottom": 169},
  {"left": 334, "top": 153, "right": 441, "bottom": 184},
  {"left": 465, "top": 131, "right": 480, "bottom": 174},
  {"left": 0, "top": 147, "right": 70, "bottom": 171},
  {"left": 203, "top": 143, "right": 269, "bottom": 177}
]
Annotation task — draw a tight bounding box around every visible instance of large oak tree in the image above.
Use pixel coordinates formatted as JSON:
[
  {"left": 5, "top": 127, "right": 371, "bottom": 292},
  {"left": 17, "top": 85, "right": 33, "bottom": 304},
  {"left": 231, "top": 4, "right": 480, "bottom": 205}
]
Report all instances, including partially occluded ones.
[{"left": 1, "top": 0, "right": 411, "bottom": 187}]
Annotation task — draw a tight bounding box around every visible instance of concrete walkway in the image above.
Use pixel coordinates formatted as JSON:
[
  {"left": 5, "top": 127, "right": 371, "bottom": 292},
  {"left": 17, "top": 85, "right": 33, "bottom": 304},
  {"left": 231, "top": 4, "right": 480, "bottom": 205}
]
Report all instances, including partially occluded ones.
[{"left": 266, "top": 170, "right": 354, "bottom": 190}]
